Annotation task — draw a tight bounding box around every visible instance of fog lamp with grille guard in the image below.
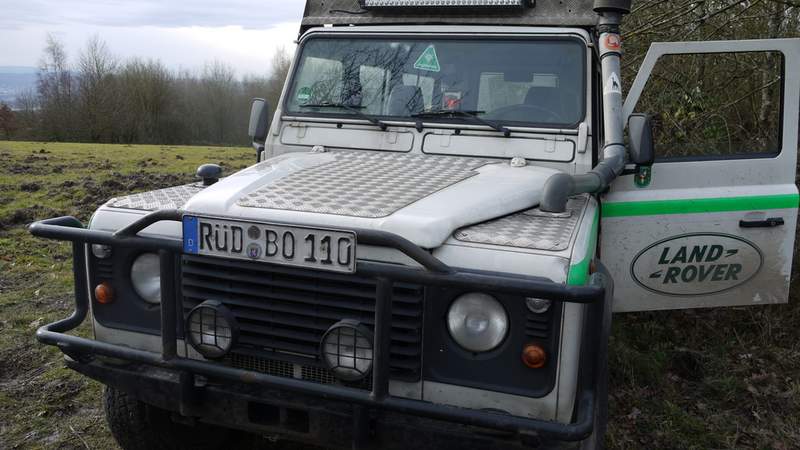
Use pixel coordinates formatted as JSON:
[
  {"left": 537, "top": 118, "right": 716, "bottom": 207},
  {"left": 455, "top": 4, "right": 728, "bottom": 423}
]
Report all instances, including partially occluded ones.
[
  {"left": 186, "top": 300, "right": 238, "bottom": 359},
  {"left": 321, "top": 320, "right": 374, "bottom": 381}
]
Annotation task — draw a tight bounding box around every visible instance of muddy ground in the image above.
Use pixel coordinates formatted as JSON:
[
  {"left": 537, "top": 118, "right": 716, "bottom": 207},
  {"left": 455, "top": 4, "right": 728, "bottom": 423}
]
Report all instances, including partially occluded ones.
[{"left": 0, "top": 141, "right": 798, "bottom": 449}]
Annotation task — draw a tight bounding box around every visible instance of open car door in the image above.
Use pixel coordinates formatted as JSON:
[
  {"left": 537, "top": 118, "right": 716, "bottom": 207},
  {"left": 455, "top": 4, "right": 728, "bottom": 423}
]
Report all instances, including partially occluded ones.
[{"left": 601, "top": 39, "right": 800, "bottom": 312}]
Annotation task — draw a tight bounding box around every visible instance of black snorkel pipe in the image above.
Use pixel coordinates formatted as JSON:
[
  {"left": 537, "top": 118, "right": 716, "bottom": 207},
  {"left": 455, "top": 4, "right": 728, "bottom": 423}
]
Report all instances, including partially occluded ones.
[{"left": 539, "top": 0, "right": 632, "bottom": 213}]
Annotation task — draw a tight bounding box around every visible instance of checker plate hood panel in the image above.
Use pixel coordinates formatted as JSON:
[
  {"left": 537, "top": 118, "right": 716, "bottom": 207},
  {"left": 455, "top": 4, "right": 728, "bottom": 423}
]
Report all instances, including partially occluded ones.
[
  {"left": 238, "top": 151, "right": 490, "bottom": 218},
  {"left": 183, "top": 151, "right": 561, "bottom": 249}
]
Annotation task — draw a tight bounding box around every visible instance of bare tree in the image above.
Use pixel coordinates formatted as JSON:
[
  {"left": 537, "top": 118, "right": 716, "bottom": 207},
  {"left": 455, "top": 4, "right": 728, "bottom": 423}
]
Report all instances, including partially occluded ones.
[
  {"left": 37, "top": 34, "right": 77, "bottom": 141},
  {"left": 266, "top": 47, "right": 292, "bottom": 112},
  {"left": 78, "top": 35, "right": 118, "bottom": 142},
  {"left": 200, "top": 61, "right": 238, "bottom": 143},
  {"left": 0, "top": 103, "right": 18, "bottom": 139},
  {"left": 13, "top": 88, "right": 39, "bottom": 138},
  {"left": 116, "top": 59, "right": 177, "bottom": 143}
]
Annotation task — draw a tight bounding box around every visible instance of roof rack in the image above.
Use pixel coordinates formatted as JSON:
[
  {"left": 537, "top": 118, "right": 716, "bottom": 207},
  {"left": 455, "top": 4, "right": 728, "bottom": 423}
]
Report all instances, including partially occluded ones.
[{"left": 300, "top": 0, "right": 599, "bottom": 34}]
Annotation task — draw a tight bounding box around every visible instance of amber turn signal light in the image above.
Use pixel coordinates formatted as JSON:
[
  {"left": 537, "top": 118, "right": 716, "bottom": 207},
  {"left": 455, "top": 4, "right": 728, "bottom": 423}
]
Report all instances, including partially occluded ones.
[
  {"left": 522, "top": 343, "right": 547, "bottom": 369},
  {"left": 95, "top": 282, "right": 114, "bottom": 304}
]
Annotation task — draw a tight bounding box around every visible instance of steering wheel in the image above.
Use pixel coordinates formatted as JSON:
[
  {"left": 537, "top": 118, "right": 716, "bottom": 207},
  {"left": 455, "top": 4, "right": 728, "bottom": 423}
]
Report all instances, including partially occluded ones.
[{"left": 487, "top": 104, "right": 564, "bottom": 123}]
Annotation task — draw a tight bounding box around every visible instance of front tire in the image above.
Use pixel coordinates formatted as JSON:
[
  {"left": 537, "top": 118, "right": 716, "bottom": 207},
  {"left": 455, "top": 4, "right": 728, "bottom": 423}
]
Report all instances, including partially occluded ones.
[{"left": 104, "top": 386, "right": 232, "bottom": 450}]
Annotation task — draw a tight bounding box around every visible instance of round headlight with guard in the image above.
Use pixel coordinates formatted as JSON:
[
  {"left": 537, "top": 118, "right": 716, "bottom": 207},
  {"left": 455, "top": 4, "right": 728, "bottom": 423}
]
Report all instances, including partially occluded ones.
[
  {"left": 130, "top": 253, "right": 161, "bottom": 304},
  {"left": 321, "top": 320, "right": 374, "bottom": 381},
  {"left": 447, "top": 293, "right": 508, "bottom": 353},
  {"left": 186, "top": 300, "right": 238, "bottom": 359}
]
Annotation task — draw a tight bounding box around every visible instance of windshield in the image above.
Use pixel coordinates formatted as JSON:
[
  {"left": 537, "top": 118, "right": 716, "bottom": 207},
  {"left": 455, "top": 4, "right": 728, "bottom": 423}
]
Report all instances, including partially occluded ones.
[{"left": 286, "top": 36, "right": 586, "bottom": 128}]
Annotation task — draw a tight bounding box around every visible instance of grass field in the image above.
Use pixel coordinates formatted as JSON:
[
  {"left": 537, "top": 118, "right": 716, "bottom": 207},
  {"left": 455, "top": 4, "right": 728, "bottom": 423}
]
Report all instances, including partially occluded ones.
[{"left": 0, "top": 141, "right": 798, "bottom": 449}]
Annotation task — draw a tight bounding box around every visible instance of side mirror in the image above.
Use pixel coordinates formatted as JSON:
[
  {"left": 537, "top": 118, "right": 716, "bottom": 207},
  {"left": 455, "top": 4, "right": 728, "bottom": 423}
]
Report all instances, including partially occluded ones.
[
  {"left": 628, "top": 113, "right": 654, "bottom": 166},
  {"left": 248, "top": 98, "right": 270, "bottom": 143}
]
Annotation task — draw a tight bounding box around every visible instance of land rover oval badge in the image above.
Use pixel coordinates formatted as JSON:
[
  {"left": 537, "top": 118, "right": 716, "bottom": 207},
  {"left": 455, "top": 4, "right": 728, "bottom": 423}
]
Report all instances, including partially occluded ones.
[{"left": 630, "top": 233, "right": 763, "bottom": 297}]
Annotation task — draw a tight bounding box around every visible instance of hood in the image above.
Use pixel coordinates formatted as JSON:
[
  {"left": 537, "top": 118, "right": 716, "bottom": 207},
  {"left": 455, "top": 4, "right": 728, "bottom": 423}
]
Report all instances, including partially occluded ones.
[{"left": 182, "top": 151, "right": 560, "bottom": 249}]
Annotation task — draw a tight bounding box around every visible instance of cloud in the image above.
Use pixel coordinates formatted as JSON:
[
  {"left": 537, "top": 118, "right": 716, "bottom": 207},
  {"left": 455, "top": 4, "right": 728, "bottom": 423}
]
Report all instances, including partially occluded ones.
[
  {"left": 0, "top": 0, "right": 306, "bottom": 75},
  {"left": 1, "top": 0, "right": 305, "bottom": 29}
]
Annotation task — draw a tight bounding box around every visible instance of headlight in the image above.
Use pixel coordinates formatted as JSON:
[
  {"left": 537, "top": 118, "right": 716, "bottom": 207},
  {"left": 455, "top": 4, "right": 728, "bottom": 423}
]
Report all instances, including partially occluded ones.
[
  {"left": 447, "top": 293, "right": 508, "bottom": 353},
  {"left": 130, "top": 253, "right": 161, "bottom": 304},
  {"left": 187, "top": 300, "right": 238, "bottom": 359},
  {"left": 321, "top": 320, "right": 374, "bottom": 381}
]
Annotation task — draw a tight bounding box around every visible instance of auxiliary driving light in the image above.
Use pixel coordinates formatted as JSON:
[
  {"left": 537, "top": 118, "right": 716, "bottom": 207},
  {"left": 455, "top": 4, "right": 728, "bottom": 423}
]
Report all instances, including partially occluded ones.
[
  {"left": 321, "top": 320, "right": 374, "bottom": 381},
  {"left": 130, "top": 253, "right": 161, "bottom": 304},
  {"left": 525, "top": 297, "right": 551, "bottom": 314},
  {"left": 447, "top": 293, "right": 508, "bottom": 353},
  {"left": 360, "top": 0, "right": 529, "bottom": 9},
  {"left": 186, "top": 300, "right": 238, "bottom": 359},
  {"left": 91, "top": 244, "right": 112, "bottom": 259}
]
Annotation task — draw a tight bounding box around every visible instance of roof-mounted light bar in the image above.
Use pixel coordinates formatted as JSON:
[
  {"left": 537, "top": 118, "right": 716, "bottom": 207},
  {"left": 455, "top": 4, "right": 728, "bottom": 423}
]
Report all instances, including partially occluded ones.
[{"left": 360, "top": 0, "right": 532, "bottom": 9}]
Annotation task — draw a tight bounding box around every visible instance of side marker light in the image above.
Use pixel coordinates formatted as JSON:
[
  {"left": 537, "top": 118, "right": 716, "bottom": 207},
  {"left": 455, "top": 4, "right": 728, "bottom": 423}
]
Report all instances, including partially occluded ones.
[
  {"left": 522, "top": 343, "right": 546, "bottom": 369},
  {"left": 95, "top": 282, "right": 114, "bottom": 304}
]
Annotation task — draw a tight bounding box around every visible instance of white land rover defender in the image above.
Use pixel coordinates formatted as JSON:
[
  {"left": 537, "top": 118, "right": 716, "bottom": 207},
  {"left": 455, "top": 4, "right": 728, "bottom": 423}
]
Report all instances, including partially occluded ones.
[{"left": 30, "top": 1, "right": 800, "bottom": 449}]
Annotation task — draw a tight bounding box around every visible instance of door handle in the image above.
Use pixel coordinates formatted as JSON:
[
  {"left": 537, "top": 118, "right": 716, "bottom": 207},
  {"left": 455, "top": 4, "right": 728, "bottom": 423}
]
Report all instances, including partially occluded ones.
[{"left": 739, "top": 217, "right": 785, "bottom": 228}]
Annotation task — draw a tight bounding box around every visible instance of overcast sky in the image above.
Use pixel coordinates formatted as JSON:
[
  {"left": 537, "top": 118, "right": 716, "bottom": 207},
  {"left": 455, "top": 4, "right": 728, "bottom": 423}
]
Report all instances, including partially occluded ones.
[{"left": 0, "top": 0, "right": 307, "bottom": 76}]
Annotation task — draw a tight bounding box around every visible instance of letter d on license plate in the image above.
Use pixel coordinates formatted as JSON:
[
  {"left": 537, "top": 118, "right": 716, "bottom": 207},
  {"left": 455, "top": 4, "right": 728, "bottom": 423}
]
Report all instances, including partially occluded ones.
[{"left": 183, "top": 216, "right": 356, "bottom": 273}]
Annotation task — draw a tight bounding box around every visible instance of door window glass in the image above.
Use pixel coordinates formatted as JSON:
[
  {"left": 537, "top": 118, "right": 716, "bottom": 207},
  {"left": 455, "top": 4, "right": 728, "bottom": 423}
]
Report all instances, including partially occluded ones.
[{"left": 633, "top": 51, "right": 783, "bottom": 160}]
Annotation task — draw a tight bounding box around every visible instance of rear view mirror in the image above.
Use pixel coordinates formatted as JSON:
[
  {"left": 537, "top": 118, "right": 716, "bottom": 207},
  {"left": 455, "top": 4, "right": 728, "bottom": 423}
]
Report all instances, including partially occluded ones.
[
  {"left": 628, "top": 113, "right": 654, "bottom": 166},
  {"left": 248, "top": 98, "right": 270, "bottom": 143}
]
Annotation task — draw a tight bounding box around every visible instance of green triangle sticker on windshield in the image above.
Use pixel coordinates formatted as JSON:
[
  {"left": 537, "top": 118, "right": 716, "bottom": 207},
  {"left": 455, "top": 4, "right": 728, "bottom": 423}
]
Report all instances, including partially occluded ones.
[{"left": 413, "top": 45, "right": 441, "bottom": 72}]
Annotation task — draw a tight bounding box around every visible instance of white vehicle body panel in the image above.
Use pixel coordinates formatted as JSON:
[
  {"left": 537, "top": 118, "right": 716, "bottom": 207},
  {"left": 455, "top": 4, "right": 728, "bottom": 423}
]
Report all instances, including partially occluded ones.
[
  {"left": 183, "top": 151, "right": 561, "bottom": 249},
  {"left": 603, "top": 39, "right": 800, "bottom": 312}
]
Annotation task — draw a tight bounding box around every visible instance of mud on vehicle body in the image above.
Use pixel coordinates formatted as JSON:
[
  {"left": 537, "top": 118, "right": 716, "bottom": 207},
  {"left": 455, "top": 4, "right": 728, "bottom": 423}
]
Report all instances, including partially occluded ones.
[{"left": 29, "top": 1, "right": 800, "bottom": 449}]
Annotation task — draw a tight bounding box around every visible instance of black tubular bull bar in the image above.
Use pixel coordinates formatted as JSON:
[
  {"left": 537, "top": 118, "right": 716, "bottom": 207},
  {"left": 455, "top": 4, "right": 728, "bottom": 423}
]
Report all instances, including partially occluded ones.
[{"left": 29, "top": 209, "right": 608, "bottom": 443}]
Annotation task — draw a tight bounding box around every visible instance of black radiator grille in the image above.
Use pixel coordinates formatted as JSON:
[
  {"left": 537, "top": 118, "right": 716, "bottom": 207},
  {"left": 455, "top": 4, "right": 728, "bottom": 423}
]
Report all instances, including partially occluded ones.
[
  {"left": 524, "top": 312, "right": 551, "bottom": 339},
  {"left": 180, "top": 255, "right": 424, "bottom": 381}
]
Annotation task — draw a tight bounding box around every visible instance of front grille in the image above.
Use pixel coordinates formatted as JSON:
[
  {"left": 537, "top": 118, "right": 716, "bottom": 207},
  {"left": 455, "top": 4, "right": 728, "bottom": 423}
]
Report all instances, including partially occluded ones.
[
  {"left": 181, "top": 255, "right": 424, "bottom": 381},
  {"left": 94, "top": 258, "right": 114, "bottom": 280},
  {"left": 524, "top": 312, "right": 550, "bottom": 339},
  {"left": 227, "top": 353, "right": 372, "bottom": 390}
]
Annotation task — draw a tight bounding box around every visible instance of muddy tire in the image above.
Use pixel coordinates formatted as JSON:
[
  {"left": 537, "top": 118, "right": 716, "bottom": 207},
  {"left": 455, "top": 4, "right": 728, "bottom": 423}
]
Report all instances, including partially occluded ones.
[{"left": 104, "top": 386, "right": 231, "bottom": 450}]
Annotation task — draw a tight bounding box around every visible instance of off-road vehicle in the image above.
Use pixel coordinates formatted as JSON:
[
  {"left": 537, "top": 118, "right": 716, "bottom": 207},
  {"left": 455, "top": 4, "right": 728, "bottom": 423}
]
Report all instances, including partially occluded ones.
[{"left": 30, "top": 0, "right": 800, "bottom": 448}]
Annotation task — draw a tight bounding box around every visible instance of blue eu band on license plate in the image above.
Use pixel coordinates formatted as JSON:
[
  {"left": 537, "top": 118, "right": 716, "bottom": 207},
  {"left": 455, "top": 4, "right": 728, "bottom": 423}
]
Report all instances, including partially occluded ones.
[
  {"left": 183, "top": 216, "right": 199, "bottom": 254},
  {"left": 182, "top": 215, "right": 357, "bottom": 273}
]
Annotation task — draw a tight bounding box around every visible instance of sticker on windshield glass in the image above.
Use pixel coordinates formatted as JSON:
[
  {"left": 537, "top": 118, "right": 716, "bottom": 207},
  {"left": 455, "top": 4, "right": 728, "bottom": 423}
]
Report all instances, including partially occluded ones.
[
  {"left": 442, "top": 91, "right": 462, "bottom": 110},
  {"left": 604, "top": 73, "right": 621, "bottom": 95},
  {"left": 296, "top": 86, "right": 312, "bottom": 103},
  {"left": 630, "top": 233, "right": 763, "bottom": 297},
  {"left": 414, "top": 45, "right": 441, "bottom": 72}
]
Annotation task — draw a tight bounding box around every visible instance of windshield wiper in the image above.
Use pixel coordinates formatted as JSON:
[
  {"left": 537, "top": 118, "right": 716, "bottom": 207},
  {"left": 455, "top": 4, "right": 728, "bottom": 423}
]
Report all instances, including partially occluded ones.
[
  {"left": 299, "top": 102, "right": 388, "bottom": 131},
  {"left": 412, "top": 109, "right": 511, "bottom": 137}
]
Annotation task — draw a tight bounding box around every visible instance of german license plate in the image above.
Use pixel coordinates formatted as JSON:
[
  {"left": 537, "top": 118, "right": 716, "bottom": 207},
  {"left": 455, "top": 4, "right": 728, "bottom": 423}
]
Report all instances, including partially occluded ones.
[{"left": 182, "top": 216, "right": 356, "bottom": 273}]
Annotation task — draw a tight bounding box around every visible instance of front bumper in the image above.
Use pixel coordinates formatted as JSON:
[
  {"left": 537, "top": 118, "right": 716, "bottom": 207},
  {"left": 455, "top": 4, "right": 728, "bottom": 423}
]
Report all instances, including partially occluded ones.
[{"left": 30, "top": 211, "right": 610, "bottom": 449}]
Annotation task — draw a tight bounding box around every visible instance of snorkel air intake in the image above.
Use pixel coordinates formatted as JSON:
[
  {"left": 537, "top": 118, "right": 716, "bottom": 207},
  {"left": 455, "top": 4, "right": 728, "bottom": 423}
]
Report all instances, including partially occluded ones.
[{"left": 539, "top": 0, "right": 632, "bottom": 213}]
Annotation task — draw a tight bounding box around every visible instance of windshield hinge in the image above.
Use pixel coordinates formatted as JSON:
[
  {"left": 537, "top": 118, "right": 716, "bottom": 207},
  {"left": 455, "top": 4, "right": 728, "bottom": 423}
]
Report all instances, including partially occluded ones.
[
  {"left": 543, "top": 135, "right": 567, "bottom": 153},
  {"left": 577, "top": 122, "right": 589, "bottom": 153}
]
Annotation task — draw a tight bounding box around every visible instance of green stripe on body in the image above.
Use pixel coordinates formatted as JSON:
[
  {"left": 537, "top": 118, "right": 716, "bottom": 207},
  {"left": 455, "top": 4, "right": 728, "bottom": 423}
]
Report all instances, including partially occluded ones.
[
  {"left": 567, "top": 208, "right": 599, "bottom": 286},
  {"left": 602, "top": 194, "right": 799, "bottom": 218}
]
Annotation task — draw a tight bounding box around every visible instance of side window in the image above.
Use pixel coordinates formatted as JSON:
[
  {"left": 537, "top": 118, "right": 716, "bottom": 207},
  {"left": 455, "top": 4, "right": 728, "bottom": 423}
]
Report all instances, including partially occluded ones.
[
  {"left": 287, "top": 56, "right": 343, "bottom": 108},
  {"left": 633, "top": 51, "right": 783, "bottom": 160},
  {"left": 359, "top": 65, "right": 387, "bottom": 115}
]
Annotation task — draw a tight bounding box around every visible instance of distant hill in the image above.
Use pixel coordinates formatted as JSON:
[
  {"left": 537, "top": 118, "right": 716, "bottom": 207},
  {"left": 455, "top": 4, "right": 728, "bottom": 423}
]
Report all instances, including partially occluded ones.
[{"left": 0, "top": 67, "right": 38, "bottom": 105}]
